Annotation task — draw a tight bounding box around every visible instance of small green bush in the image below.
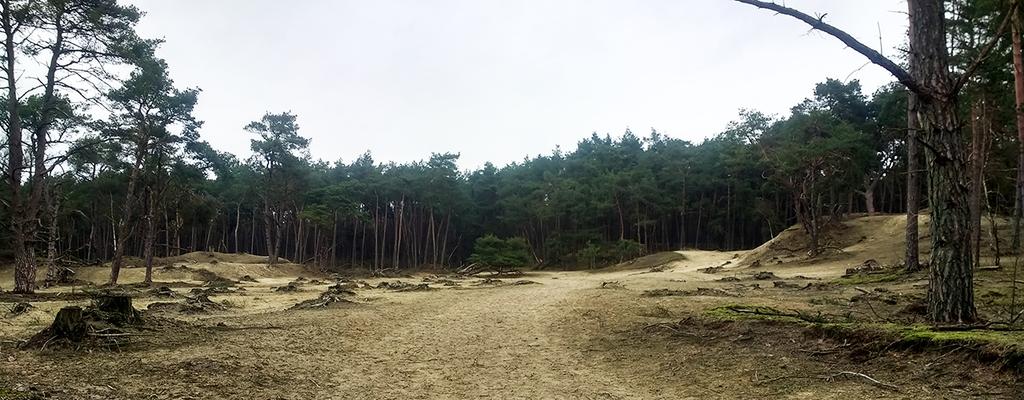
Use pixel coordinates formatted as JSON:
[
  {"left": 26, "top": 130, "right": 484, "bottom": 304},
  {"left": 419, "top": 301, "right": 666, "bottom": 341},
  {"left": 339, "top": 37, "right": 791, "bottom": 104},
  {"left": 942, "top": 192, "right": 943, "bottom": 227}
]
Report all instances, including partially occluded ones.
[{"left": 468, "top": 235, "right": 532, "bottom": 272}]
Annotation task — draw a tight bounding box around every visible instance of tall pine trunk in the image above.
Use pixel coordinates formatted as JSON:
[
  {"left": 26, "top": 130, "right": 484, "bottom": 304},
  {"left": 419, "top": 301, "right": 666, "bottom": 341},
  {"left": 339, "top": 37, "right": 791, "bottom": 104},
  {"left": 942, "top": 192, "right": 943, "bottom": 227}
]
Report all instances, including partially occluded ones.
[
  {"left": 908, "top": 0, "right": 977, "bottom": 323},
  {"left": 4, "top": 2, "right": 33, "bottom": 293}
]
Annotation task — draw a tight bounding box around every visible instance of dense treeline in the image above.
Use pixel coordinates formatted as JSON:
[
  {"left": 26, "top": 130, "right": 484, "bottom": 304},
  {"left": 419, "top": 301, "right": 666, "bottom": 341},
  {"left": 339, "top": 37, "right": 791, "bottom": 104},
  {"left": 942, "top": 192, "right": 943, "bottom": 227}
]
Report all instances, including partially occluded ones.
[{"left": 27, "top": 78, "right": 1008, "bottom": 272}]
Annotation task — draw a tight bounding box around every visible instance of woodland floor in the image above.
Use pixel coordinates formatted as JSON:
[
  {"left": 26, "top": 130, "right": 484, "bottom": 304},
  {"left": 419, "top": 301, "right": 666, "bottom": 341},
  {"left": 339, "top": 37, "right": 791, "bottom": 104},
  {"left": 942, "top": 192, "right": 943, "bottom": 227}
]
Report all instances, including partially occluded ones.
[{"left": 1, "top": 217, "right": 1023, "bottom": 399}]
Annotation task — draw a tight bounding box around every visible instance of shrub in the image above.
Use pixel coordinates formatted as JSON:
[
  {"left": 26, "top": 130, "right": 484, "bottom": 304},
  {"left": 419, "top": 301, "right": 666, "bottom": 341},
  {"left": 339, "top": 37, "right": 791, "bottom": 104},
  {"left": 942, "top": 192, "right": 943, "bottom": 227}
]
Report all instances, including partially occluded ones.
[{"left": 468, "top": 235, "right": 532, "bottom": 273}]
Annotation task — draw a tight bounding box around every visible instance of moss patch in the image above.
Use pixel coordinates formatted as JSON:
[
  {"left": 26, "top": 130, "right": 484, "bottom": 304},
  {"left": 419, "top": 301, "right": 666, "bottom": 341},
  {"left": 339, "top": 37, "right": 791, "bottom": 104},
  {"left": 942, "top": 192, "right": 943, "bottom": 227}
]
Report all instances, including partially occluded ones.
[
  {"left": 816, "top": 323, "right": 1024, "bottom": 371},
  {"left": 704, "top": 302, "right": 1024, "bottom": 371}
]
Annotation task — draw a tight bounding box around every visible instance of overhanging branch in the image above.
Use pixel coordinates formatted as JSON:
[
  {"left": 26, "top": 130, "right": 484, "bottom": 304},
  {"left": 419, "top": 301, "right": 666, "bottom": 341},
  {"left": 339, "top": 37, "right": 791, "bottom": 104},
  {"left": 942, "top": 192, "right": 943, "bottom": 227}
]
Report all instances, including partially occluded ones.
[{"left": 734, "top": 0, "right": 927, "bottom": 97}]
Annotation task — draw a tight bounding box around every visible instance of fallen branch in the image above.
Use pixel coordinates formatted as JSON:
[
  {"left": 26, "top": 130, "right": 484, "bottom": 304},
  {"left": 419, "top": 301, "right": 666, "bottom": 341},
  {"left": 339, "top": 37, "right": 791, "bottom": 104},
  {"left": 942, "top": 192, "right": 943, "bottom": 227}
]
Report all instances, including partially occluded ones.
[
  {"left": 87, "top": 332, "right": 151, "bottom": 338},
  {"left": 827, "top": 371, "right": 899, "bottom": 391},
  {"left": 757, "top": 370, "right": 898, "bottom": 392},
  {"left": 724, "top": 305, "right": 832, "bottom": 323}
]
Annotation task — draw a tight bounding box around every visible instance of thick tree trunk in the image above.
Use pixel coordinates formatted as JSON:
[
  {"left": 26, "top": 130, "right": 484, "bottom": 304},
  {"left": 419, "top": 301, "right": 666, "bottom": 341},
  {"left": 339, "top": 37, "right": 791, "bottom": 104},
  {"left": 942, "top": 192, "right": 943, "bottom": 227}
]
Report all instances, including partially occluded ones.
[
  {"left": 4, "top": 2, "right": 32, "bottom": 293},
  {"left": 907, "top": 0, "right": 977, "bottom": 323},
  {"left": 13, "top": 244, "right": 37, "bottom": 293}
]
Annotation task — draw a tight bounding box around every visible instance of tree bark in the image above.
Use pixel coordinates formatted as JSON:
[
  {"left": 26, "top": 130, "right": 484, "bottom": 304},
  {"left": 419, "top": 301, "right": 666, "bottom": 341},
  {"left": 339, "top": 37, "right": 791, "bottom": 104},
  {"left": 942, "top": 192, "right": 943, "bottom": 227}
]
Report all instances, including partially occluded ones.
[
  {"left": 4, "top": 0, "right": 32, "bottom": 293},
  {"left": 907, "top": 92, "right": 922, "bottom": 272},
  {"left": 909, "top": 0, "right": 977, "bottom": 323}
]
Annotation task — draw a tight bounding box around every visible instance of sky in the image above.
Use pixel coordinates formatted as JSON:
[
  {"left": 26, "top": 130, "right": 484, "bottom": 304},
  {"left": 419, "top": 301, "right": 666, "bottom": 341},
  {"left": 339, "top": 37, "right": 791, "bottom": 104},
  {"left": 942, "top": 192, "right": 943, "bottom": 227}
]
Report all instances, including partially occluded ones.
[{"left": 122, "top": 0, "right": 909, "bottom": 170}]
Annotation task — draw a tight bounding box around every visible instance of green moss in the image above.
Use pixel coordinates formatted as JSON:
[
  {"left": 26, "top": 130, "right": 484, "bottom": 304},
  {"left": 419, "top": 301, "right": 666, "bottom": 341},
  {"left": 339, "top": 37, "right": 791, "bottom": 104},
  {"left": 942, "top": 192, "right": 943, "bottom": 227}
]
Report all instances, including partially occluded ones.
[
  {"left": 895, "top": 325, "right": 1024, "bottom": 348},
  {"left": 704, "top": 303, "right": 1024, "bottom": 369},
  {"left": 808, "top": 297, "right": 847, "bottom": 306},
  {"left": 703, "top": 304, "right": 803, "bottom": 322}
]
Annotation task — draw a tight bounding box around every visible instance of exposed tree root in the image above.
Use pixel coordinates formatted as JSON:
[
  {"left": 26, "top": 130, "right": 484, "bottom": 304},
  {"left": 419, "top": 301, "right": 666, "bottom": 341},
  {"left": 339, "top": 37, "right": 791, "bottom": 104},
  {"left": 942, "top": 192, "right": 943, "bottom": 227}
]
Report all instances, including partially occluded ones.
[{"left": 291, "top": 284, "right": 358, "bottom": 309}]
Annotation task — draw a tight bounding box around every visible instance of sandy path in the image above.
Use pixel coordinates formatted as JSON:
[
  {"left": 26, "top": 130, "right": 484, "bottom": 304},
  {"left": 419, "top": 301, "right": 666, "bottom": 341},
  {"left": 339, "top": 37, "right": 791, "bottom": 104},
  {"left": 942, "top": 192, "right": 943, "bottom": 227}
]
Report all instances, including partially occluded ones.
[{"left": 299, "top": 275, "right": 672, "bottom": 399}]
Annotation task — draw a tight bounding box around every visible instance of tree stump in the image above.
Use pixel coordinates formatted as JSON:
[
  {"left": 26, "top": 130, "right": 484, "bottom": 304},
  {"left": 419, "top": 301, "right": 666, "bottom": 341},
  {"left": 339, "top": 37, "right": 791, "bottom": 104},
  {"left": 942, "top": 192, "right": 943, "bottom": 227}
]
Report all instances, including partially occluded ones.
[
  {"left": 92, "top": 294, "right": 140, "bottom": 325},
  {"left": 48, "top": 306, "right": 87, "bottom": 342}
]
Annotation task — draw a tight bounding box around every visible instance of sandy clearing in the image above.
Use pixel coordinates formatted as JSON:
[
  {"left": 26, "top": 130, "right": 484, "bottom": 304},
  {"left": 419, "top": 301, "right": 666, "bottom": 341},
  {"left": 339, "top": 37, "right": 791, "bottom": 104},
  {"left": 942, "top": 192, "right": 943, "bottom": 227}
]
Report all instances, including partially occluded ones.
[{"left": 1, "top": 248, "right": 1020, "bottom": 399}]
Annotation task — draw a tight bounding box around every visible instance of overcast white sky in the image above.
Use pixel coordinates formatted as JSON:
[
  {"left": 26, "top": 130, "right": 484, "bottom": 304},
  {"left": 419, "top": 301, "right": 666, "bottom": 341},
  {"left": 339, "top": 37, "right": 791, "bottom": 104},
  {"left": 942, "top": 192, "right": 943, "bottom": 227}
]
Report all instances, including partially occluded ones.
[{"left": 123, "top": 0, "right": 909, "bottom": 169}]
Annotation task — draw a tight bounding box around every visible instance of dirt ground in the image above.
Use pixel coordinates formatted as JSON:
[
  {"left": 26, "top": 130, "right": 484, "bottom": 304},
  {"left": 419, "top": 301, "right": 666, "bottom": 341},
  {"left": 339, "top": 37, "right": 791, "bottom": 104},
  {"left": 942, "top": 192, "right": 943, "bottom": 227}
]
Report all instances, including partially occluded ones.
[{"left": 1, "top": 215, "right": 1023, "bottom": 399}]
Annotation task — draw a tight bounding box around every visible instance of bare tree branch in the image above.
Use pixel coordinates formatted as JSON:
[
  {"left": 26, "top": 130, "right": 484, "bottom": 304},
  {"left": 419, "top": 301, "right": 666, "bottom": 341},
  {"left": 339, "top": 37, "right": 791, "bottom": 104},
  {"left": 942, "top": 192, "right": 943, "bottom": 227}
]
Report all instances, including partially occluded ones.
[{"left": 733, "top": 0, "right": 927, "bottom": 96}]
